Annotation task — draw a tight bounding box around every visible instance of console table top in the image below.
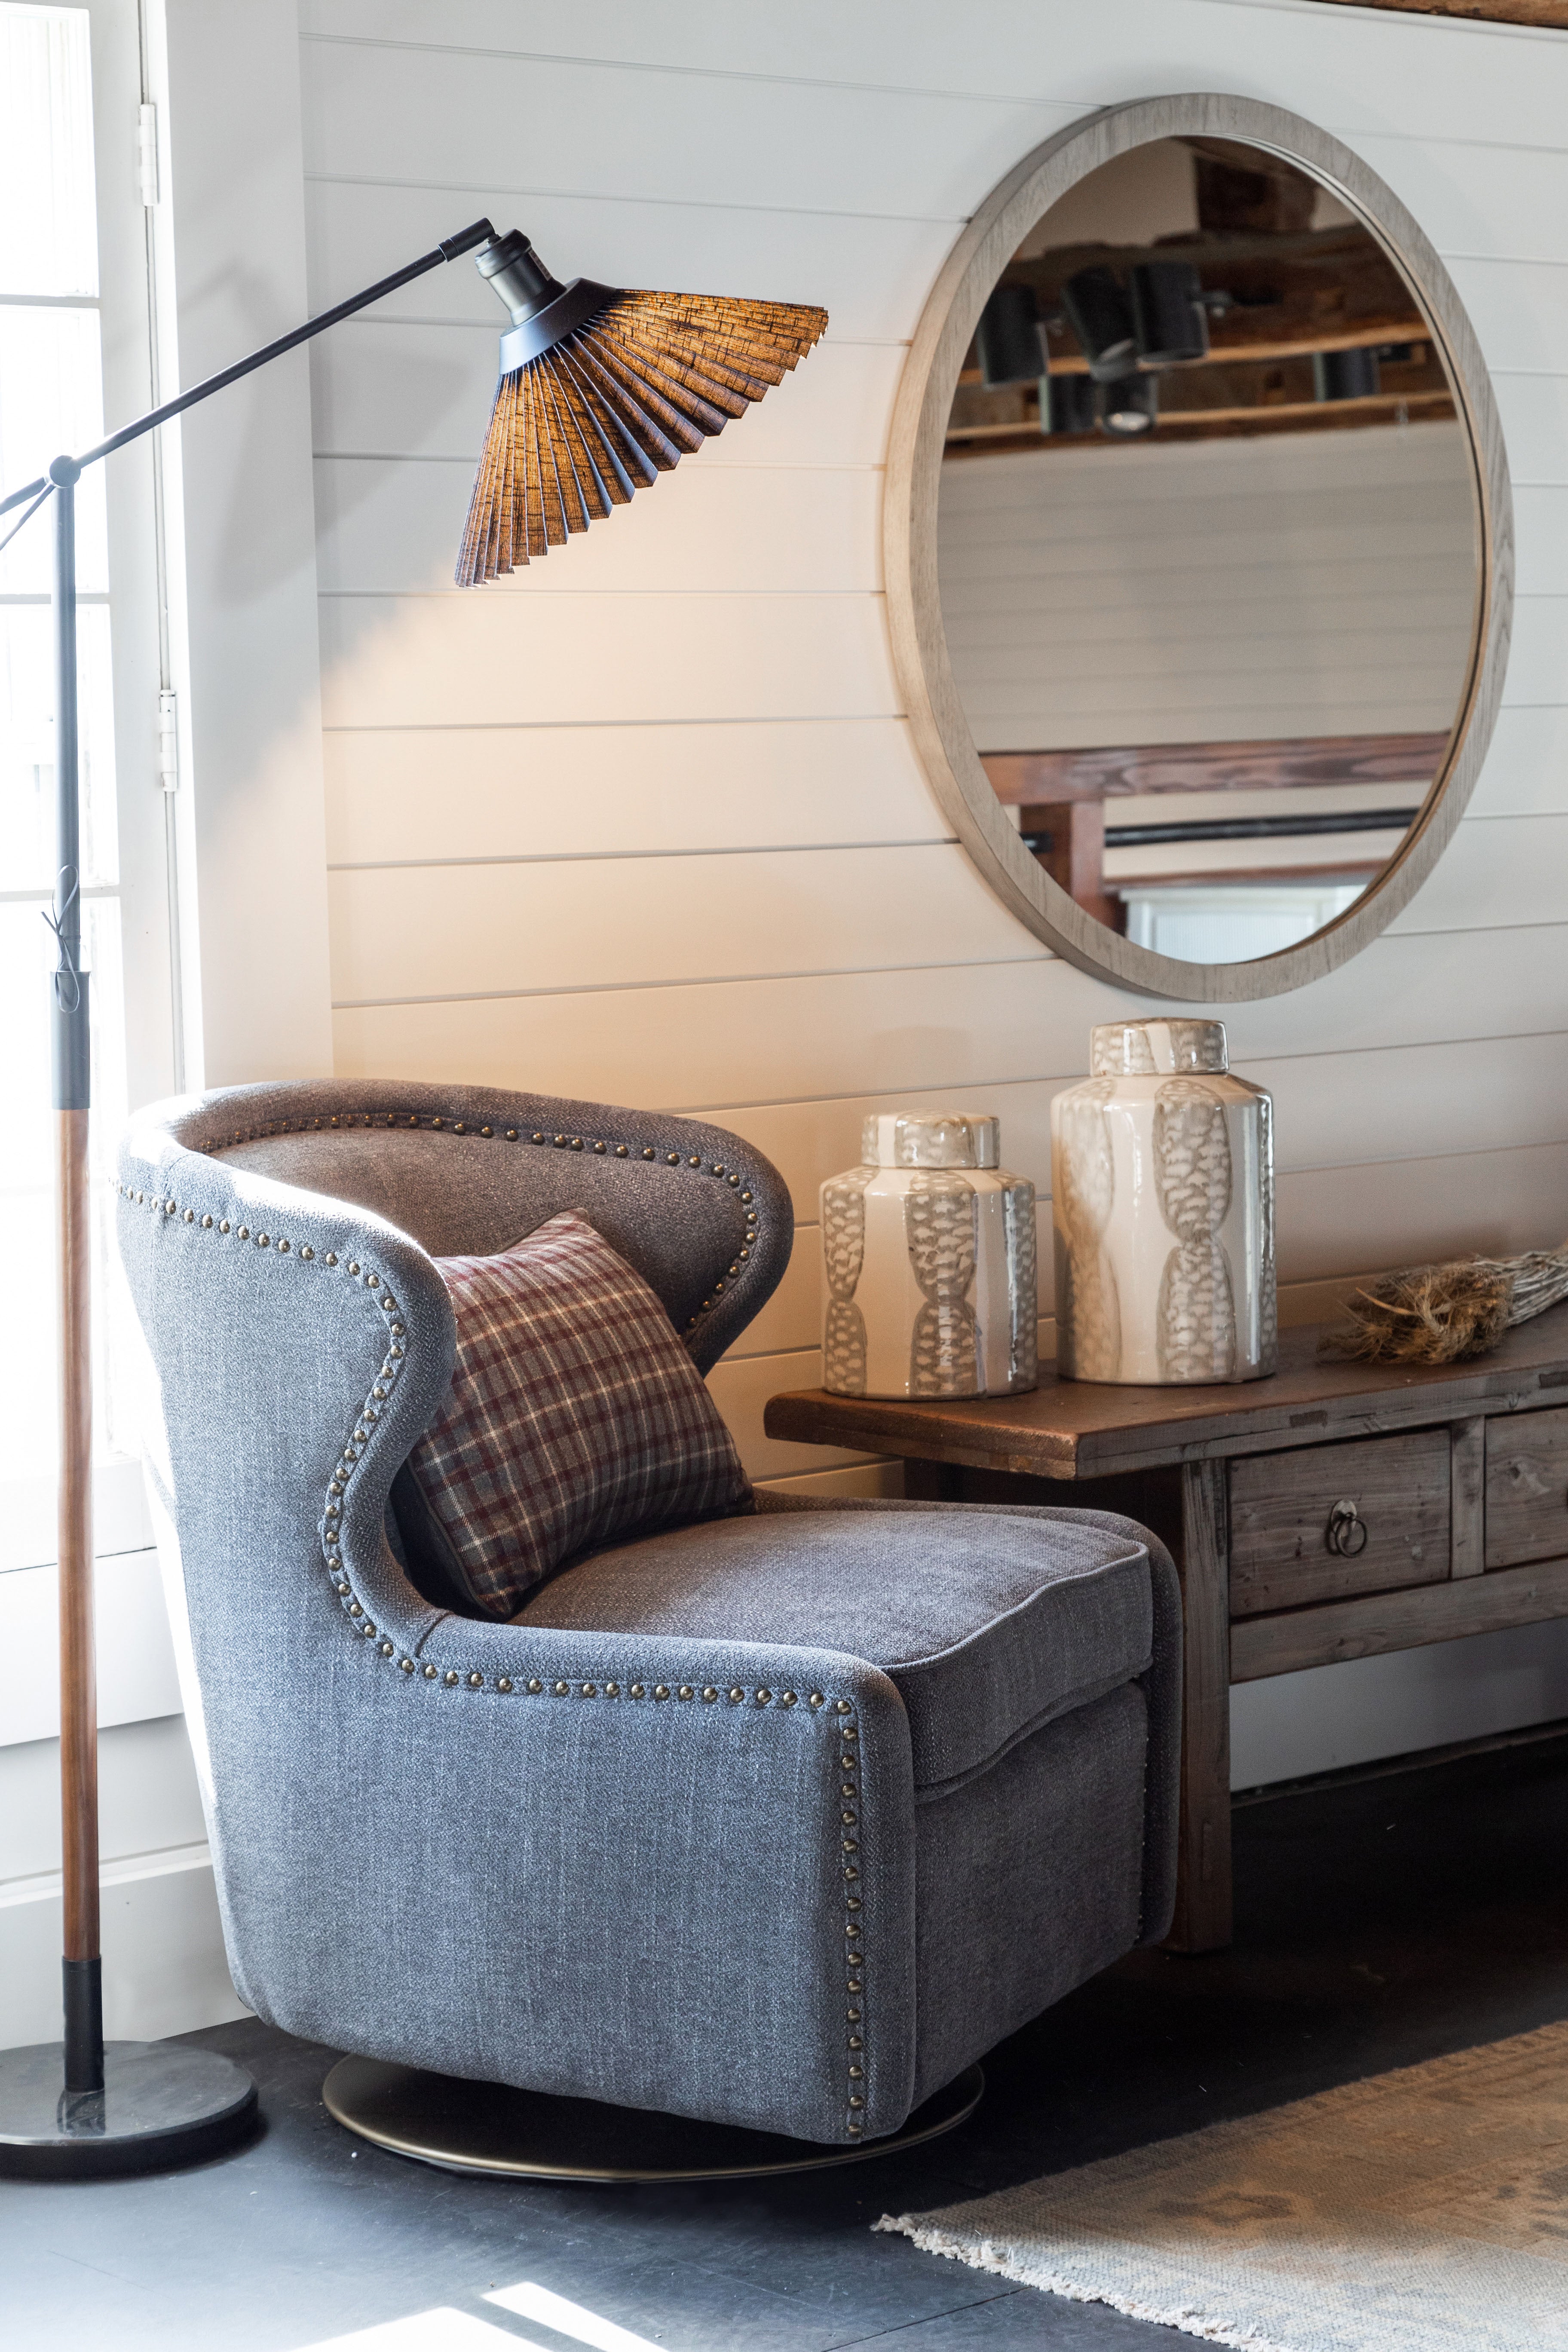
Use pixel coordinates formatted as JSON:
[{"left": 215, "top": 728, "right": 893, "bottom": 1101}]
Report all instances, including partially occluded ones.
[{"left": 763, "top": 1301, "right": 1568, "bottom": 1482}]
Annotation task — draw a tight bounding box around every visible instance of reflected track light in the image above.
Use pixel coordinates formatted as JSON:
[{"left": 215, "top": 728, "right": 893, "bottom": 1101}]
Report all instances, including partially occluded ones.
[
  {"left": 1061, "top": 266, "right": 1138, "bottom": 383},
  {"left": 975, "top": 282, "right": 1045, "bottom": 389},
  {"left": 1100, "top": 373, "right": 1158, "bottom": 436},
  {"left": 1314, "top": 346, "right": 1381, "bottom": 402},
  {"left": 1130, "top": 260, "right": 1210, "bottom": 367},
  {"left": 1041, "top": 372, "right": 1098, "bottom": 435}
]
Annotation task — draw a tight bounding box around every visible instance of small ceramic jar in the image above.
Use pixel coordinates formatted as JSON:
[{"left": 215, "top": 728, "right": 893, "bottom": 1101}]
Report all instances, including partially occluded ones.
[
  {"left": 820, "top": 1112, "right": 1038, "bottom": 1400},
  {"left": 1051, "top": 1019, "right": 1275, "bottom": 1386}
]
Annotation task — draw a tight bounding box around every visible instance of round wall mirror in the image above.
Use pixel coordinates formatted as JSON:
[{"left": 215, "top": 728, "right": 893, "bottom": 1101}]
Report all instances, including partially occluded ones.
[{"left": 886, "top": 97, "right": 1512, "bottom": 1001}]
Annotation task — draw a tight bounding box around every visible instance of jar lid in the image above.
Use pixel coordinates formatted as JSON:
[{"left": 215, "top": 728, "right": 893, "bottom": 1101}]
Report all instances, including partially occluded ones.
[
  {"left": 1090, "top": 1020, "right": 1228, "bottom": 1076},
  {"left": 861, "top": 1112, "right": 1000, "bottom": 1169}
]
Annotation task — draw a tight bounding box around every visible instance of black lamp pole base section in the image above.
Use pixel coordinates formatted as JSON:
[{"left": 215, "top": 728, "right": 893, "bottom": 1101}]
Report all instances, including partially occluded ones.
[
  {"left": 0, "top": 2040, "right": 257, "bottom": 2179},
  {"left": 323, "top": 2056, "right": 983, "bottom": 2183}
]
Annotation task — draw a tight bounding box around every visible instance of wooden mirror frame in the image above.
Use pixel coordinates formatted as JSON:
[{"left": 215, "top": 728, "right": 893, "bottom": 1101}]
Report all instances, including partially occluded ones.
[{"left": 885, "top": 94, "right": 1513, "bottom": 1002}]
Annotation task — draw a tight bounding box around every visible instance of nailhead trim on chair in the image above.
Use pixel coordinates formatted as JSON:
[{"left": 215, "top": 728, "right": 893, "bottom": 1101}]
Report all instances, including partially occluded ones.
[
  {"left": 185, "top": 1110, "right": 762, "bottom": 1343},
  {"left": 122, "top": 1164, "right": 866, "bottom": 2141}
]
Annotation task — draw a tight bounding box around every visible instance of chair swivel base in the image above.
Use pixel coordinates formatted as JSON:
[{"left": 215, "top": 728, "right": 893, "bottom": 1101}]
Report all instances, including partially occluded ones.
[
  {"left": 0, "top": 2040, "right": 257, "bottom": 2179},
  {"left": 323, "top": 2055, "right": 983, "bottom": 2182}
]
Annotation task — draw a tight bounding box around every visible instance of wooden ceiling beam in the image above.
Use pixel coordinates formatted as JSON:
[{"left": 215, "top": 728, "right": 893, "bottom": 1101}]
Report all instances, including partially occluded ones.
[{"left": 1308, "top": 0, "right": 1568, "bottom": 26}]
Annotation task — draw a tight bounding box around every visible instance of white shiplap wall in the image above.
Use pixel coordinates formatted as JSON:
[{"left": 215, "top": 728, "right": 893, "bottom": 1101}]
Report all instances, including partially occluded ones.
[{"left": 296, "top": 0, "right": 1568, "bottom": 1766}]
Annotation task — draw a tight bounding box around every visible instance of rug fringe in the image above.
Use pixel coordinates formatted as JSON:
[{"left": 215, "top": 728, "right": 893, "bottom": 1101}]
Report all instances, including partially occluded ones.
[{"left": 874, "top": 2215, "right": 1302, "bottom": 2352}]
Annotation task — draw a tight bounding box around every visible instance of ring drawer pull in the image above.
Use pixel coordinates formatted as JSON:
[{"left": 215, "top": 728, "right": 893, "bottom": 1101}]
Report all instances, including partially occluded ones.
[{"left": 1326, "top": 1499, "right": 1368, "bottom": 1558}]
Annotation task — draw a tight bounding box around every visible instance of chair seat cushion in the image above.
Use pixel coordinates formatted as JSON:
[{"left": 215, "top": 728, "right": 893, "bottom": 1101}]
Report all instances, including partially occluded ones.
[
  {"left": 399, "top": 1211, "right": 750, "bottom": 1617},
  {"left": 513, "top": 1502, "right": 1154, "bottom": 1789}
]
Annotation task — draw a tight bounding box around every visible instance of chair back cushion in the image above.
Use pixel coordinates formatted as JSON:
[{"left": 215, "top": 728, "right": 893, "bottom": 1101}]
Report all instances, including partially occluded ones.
[{"left": 400, "top": 1212, "right": 751, "bottom": 1616}]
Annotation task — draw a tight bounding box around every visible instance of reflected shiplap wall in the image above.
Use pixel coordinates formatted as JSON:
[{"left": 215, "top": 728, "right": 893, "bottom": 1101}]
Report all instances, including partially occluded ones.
[
  {"left": 937, "top": 422, "right": 1476, "bottom": 750},
  {"left": 296, "top": 0, "right": 1568, "bottom": 1771}
]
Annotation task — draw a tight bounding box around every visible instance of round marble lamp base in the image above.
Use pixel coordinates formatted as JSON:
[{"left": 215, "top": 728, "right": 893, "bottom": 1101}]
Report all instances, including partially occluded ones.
[{"left": 0, "top": 2039, "right": 258, "bottom": 2178}]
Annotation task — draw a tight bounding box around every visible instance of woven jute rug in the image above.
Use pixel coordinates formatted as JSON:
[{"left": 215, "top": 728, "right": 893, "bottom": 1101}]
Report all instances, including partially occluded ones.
[{"left": 876, "top": 2022, "right": 1568, "bottom": 2351}]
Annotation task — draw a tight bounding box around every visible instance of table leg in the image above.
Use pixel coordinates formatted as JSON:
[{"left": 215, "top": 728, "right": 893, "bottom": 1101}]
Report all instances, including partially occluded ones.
[{"left": 1165, "top": 1457, "right": 1233, "bottom": 1953}]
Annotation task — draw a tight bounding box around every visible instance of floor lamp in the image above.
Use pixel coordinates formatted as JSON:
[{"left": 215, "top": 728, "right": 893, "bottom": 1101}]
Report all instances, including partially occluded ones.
[{"left": 0, "top": 221, "right": 826, "bottom": 2179}]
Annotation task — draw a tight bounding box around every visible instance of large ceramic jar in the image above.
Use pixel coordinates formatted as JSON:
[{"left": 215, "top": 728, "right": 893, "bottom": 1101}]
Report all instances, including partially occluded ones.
[
  {"left": 820, "top": 1112, "right": 1038, "bottom": 1399},
  {"left": 1051, "top": 1020, "right": 1276, "bottom": 1386}
]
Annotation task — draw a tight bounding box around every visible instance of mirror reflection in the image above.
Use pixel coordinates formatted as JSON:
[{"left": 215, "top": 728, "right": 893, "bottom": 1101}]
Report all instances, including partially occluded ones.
[{"left": 938, "top": 137, "right": 1479, "bottom": 964}]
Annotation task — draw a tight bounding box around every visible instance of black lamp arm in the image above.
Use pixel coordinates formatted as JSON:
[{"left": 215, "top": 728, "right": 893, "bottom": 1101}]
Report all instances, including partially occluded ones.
[{"left": 0, "top": 216, "right": 496, "bottom": 517}]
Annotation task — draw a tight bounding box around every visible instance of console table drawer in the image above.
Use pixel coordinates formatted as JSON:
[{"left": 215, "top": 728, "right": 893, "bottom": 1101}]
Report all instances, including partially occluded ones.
[
  {"left": 1486, "top": 1407, "right": 1568, "bottom": 1568},
  {"left": 1229, "top": 1430, "right": 1451, "bottom": 1618}
]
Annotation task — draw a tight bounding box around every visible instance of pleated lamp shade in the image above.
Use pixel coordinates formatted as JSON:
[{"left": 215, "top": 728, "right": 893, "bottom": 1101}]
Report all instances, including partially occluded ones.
[{"left": 456, "top": 230, "right": 828, "bottom": 586}]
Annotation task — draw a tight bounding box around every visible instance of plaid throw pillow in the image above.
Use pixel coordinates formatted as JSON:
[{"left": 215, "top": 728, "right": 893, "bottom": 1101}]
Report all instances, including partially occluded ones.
[{"left": 401, "top": 1211, "right": 751, "bottom": 1618}]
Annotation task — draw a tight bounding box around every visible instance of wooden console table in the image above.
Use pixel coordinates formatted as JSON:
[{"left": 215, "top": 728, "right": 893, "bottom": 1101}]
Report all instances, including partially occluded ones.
[{"left": 765, "top": 1304, "right": 1568, "bottom": 1953}]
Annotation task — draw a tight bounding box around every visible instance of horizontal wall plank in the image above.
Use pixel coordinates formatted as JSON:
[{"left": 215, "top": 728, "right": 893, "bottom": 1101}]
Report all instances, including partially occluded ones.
[
  {"left": 297, "top": 1, "right": 1568, "bottom": 151},
  {"left": 314, "top": 456, "right": 882, "bottom": 597},
  {"left": 332, "top": 922, "right": 1568, "bottom": 1113},
  {"left": 305, "top": 178, "right": 952, "bottom": 346},
  {"left": 1448, "top": 257, "right": 1568, "bottom": 381},
  {"left": 318, "top": 590, "right": 900, "bottom": 728},
  {"left": 0, "top": 1553, "right": 180, "bottom": 1749},
  {"left": 1387, "top": 811, "right": 1568, "bottom": 933},
  {"left": 328, "top": 843, "right": 1043, "bottom": 1004},
  {"left": 299, "top": 38, "right": 1077, "bottom": 221},
  {"left": 324, "top": 716, "right": 947, "bottom": 866},
  {"left": 707, "top": 1348, "right": 879, "bottom": 1479},
  {"left": 1278, "top": 1136, "right": 1568, "bottom": 1280},
  {"left": 1494, "top": 593, "right": 1568, "bottom": 707},
  {"left": 309, "top": 324, "right": 903, "bottom": 470},
  {"left": 1466, "top": 706, "right": 1568, "bottom": 816},
  {"left": 695, "top": 1029, "right": 1568, "bottom": 1232}
]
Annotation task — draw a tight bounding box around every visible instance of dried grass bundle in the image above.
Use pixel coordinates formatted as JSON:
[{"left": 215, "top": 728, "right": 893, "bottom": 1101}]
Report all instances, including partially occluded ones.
[{"left": 1322, "top": 1243, "right": 1568, "bottom": 1365}]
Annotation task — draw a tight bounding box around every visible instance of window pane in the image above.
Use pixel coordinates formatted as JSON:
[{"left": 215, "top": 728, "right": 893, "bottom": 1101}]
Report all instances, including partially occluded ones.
[
  {"left": 0, "top": 602, "right": 119, "bottom": 890},
  {"left": 0, "top": 6, "right": 98, "bottom": 298},
  {"left": 0, "top": 306, "right": 108, "bottom": 593}
]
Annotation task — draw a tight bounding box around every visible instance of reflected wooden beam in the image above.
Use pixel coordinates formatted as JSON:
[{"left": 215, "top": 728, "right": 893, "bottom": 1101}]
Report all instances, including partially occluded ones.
[
  {"left": 945, "top": 389, "right": 1456, "bottom": 454},
  {"left": 1017, "top": 800, "right": 1124, "bottom": 931},
  {"left": 983, "top": 732, "right": 1451, "bottom": 804}
]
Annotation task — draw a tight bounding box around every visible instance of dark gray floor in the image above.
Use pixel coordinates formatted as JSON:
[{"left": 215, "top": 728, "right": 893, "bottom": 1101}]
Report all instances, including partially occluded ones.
[{"left": 8, "top": 1730, "right": 1568, "bottom": 2352}]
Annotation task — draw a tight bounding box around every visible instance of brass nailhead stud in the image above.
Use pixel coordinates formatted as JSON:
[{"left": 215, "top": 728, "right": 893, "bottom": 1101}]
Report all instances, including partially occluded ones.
[
  {"left": 423, "top": 1663, "right": 438, "bottom": 1679},
  {"left": 842, "top": 1812, "right": 857, "bottom": 1826},
  {"left": 219, "top": 1219, "right": 230, "bottom": 1232},
  {"left": 527, "top": 1679, "right": 543, "bottom": 1694},
  {"left": 848, "top": 1977, "right": 863, "bottom": 1994},
  {"left": 368, "top": 1273, "right": 380, "bottom": 1287},
  {"left": 781, "top": 1691, "right": 797, "bottom": 1706},
  {"left": 630, "top": 1683, "right": 646, "bottom": 1698},
  {"left": 848, "top": 2064, "right": 864, "bottom": 2080},
  {"left": 616, "top": 1144, "right": 628, "bottom": 1157},
  {"left": 653, "top": 1684, "right": 670, "bottom": 1701},
  {"left": 809, "top": 1694, "right": 825, "bottom": 1708},
  {"left": 688, "top": 1155, "right": 700, "bottom": 1167},
  {"left": 727, "top": 1174, "right": 739, "bottom": 1186},
  {"left": 642, "top": 1147, "right": 655, "bottom": 1160},
  {"left": 712, "top": 1164, "right": 724, "bottom": 1175},
  {"left": 255, "top": 1233, "right": 268, "bottom": 1247},
  {"left": 480, "top": 1127, "right": 493, "bottom": 1137},
  {"left": 362, "top": 1622, "right": 377, "bottom": 1638},
  {"left": 432, "top": 1118, "right": 443, "bottom": 1130},
  {"left": 594, "top": 1141, "right": 606, "bottom": 1154},
  {"left": 399, "top": 1658, "right": 414, "bottom": 1674},
  {"left": 836, "top": 1700, "right": 852, "bottom": 1715},
  {"left": 554, "top": 1680, "right": 569, "bottom": 1697},
  {"left": 847, "top": 2008, "right": 861, "bottom": 2023},
  {"left": 554, "top": 1134, "right": 565, "bottom": 1147},
  {"left": 300, "top": 1244, "right": 313, "bottom": 1259},
  {"left": 755, "top": 1689, "right": 772, "bottom": 1706},
  {"left": 453, "top": 1123, "right": 465, "bottom": 1134},
  {"left": 847, "top": 1897, "right": 862, "bottom": 1913},
  {"left": 741, "top": 1191, "right": 753, "bottom": 1204},
  {"left": 236, "top": 1225, "right": 249, "bottom": 1240},
  {"left": 677, "top": 1685, "right": 694, "bottom": 1701},
  {"left": 666, "top": 1153, "right": 679, "bottom": 1166},
  {"left": 347, "top": 1261, "right": 359, "bottom": 1276},
  {"left": 571, "top": 1137, "right": 582, "bottom": 1150},
  {"left": 379, "top": 1640, "right": 394, "bottom": 1656},
  {"left": 202, "top": 1215, "right": 213, "bottom": 1229},
  {"left": 325, "top": 1252, "right": 337, "bottom": 1266},
  {"left": 183, "top": 1208, "right": 194, "bottom": 1223},
  {"left": 605, "top": 1681, "right": 619, "bottom": 1697},
  {"left": 580, "top": 1683, "right": 596, "bottom": 1698},
  {"left": 444, "top": 1671, "right": 459, "bottom": 1686},
  {"left": 702, "top": 1687, "right": 718, "bottom": 1702},
  {"left": 728, "top": 1687, "right": 744, "bottom": 1703},
  {"left": 497, "top": 1676, "right": 512, "bottom": 1692},
  {"left": 348, "top": 1601, "right": 362, "bottom": 1616},
  {"left": 468, "top": 1672, "right": 483, "bottom": 1687},
  {"left": 848, "top": 2095, "right": 864, "bottom": 2109}
]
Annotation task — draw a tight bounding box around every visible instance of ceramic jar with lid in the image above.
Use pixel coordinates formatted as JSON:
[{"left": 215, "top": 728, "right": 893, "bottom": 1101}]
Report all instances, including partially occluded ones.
[
  {"left": 1051, "top": 1019, "right": 1275, "bottom": 1386},
  {"left": 820, "top": 1112, "right": 1038, "bottom": 1399}
]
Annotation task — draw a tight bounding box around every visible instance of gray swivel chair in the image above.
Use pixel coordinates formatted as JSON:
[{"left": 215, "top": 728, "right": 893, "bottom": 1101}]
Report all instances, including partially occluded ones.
[{"left": 118, "top": 1078, "right": 1180, "bottom": 2178}]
